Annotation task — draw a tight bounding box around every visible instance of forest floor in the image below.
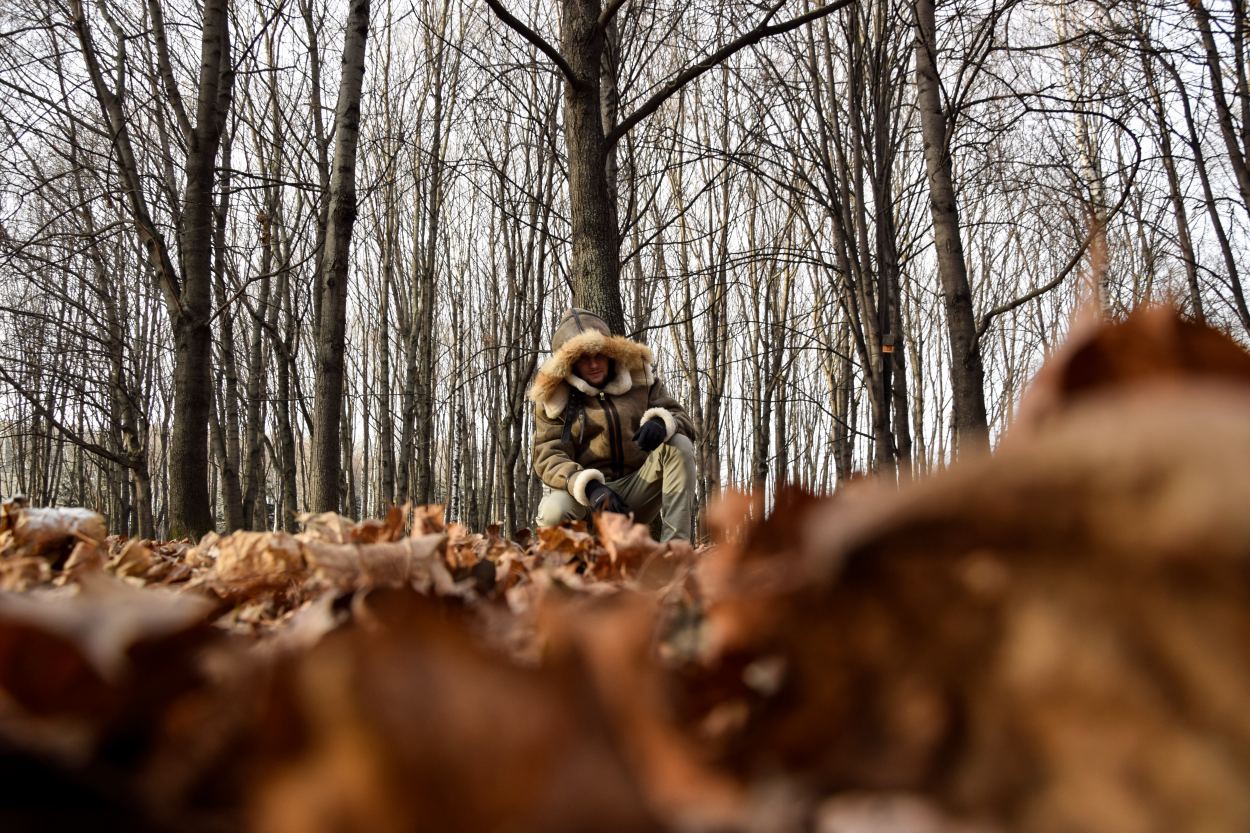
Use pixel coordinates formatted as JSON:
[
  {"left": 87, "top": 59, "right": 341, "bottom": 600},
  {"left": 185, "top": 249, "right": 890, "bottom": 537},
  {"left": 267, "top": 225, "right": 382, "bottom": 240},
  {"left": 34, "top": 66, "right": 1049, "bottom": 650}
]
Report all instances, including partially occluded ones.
[{"left": 2, "top": 305, "right": 1250, "bottom": 833}]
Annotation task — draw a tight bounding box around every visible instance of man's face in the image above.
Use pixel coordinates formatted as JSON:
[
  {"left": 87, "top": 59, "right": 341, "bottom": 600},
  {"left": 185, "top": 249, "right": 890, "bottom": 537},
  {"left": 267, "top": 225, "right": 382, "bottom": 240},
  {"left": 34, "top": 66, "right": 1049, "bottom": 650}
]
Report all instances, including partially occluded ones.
[{"left": 574, "top": 352, "right": 609, "bottom": 387}]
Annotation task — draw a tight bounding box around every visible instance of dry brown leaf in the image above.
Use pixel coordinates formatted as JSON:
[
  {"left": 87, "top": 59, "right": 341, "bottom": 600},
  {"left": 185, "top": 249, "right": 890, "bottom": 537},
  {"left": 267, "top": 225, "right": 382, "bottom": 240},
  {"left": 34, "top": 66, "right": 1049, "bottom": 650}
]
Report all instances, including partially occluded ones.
[
  {"left": 247, "top": 589, "right": 663, "bottom": 833},
  {"left": 337, "top": 504, "right": 410, "bottom": 545},
  {"left": 64, "top": 540, "right": 106, "bottom": 573},
  {"left": 0, "top": 495, "right": 26, "bottom": 534},
  {"left": 411, "top": 504, "right": 446, "bottom": 536},
  {"left": 253, "top": 592, "right": 349, "bottom": 656},
  {"left": 443, "top": 522, "right": 482, "bottom": 571},
  {"left": 534, "top": 522, "right": 597, "bottom": 567},
  {"left": 1012, "top": 304, "right": 1250, "bottom": 437},
  {"left": 0, "top": 572, "right": 216, "bottom": 717},
  {"left": 684, "top": 321, "right": 1250, "bottom": 832},
  {"left": 213, "top": 531, "right": 307, "bottom": 595},
  {"left": 1, "top": 506, "right": 106, "bottom": 569},
  {"left": 303, "top": 534, "right": 447, "bottom": 593},
  {"left": 297, "top": 512, "right": 359, "bottom": 544},
  {"left": 0, "top": 556, "right": 50, "bottom": 592},
  {"left": 814, "top": 794, "right": 997, "bottom": 833},
  {"left": 594, "top": 513, "right": 664, "bottom": 572},
  {"left": 538, "top": 592, "right": 744, "bottom": 828},
  {"left": 110, "top": 539, "right": 154, "bottom": 579}
]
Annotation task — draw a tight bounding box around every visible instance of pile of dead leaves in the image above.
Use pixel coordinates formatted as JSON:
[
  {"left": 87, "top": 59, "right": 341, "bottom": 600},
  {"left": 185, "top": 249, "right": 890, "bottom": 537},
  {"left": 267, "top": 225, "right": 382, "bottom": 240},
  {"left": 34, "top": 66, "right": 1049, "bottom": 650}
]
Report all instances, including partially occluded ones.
[{"left": 3, "top": 305, "right": 1250, "bottom": 833}]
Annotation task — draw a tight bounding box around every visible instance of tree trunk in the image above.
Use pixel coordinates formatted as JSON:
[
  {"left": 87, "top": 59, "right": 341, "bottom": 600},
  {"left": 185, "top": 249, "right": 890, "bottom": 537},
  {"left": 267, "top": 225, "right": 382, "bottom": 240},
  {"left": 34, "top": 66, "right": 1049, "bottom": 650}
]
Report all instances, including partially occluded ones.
[
  {"left": 376, "top": 263, "right": 396, "bottom": 512},
  {"left": 211, "top": 132, "right": 246, "bottom": 531},
  {"left": 243, "top": 222, "right": 272, "bottom": 529},
  {"left": 309, "top": 0, "right": 369, "bottom": 512},
  {"left": 560, "top": 0, "right": 625, "bottom": 334},
  {"left": 275, "top": 270, "right": 300, "bottom": 532},
  {"left": 1190, "top": 0, "right": 1250, "bottom": 217},
  {"left": 167, "top": 0, "right": 230, "bottom": 537},
  {"left": 912, "top": 0, "right": 990, "bottom": 455},
  {"left": 69, "top": 0, "right": 230, "bottom": 538}
]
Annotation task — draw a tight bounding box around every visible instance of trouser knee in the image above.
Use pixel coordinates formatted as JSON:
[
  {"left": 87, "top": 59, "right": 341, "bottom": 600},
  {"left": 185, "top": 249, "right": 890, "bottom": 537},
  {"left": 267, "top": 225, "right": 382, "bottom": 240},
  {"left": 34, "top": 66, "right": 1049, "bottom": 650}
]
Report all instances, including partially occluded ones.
[
  {"left": 662, "top": 434, "right": 696, "bottom": 482},
  {"left": 535, "top": 489, "right": 584, "bottom": 527},
  {"left": 668, "top": 433, "right": 695, "bottom": 462}
]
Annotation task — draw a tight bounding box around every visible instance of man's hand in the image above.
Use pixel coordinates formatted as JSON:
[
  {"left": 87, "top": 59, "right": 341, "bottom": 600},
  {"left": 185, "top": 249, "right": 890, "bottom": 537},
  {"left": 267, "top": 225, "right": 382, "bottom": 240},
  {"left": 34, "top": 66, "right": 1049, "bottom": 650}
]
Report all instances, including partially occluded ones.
[
  {"left": 585, "top": 480, "right": 628, "bottom": 514},
  {"left": 632, "top": 418, "right": 667, "bottom": 452}
]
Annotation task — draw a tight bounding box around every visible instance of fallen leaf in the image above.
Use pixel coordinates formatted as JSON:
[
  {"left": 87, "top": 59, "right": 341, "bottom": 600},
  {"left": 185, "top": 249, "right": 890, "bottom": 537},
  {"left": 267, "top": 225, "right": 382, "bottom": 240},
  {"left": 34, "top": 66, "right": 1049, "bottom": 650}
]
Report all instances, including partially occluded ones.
[
  {"left": 594, "top": 513, "right": 664, "bottom": 575},
  {"left": 303, "top": 534, "right": 447, "bottom": 593},
  {"left": 212, "top": 532, "right": 307, "bottom": 596},
  {"left": 3, "top": 507, "right": 106, "bottom": 568},
  {"left": 110, "top": 539, "right": 154, "bottom": 579},
  {"left": 247, "top": 589, "right": 663, "bottom": 833},
  {"left": 0, "top": 572, "right": 216, "bottom": 717},
  {"left": 297, "top": 512, "right": 358, "bottom": 545}
]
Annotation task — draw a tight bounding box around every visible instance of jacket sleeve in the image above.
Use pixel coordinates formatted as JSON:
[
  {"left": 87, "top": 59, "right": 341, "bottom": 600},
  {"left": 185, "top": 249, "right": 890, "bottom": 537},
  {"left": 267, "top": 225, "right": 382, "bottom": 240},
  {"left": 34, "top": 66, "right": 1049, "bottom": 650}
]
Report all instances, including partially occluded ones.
[
  {"left": 532, "top": 402, "right": 605, "bottom": 505},
  {"left": 532, "top": 402, "right": 579, "bottom": 490},
  {"left": 641, "top": 378, "right": 697, "bottom": 443}
]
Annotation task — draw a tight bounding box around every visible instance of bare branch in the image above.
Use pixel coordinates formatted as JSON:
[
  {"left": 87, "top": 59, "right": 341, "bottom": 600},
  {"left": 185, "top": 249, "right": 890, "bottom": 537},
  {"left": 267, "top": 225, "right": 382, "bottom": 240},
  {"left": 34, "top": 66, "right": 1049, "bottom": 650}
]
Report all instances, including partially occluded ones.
[
  {"left": 146, "top": 0, "right": 194, "bottom": 142},
  {"left": 597, "top": 0, "right": 629, "bottom": 31},
  {"left": 975, "top": 233, "right": 1090, "bottom": 345},
  {"left": 606, "top": 0, "right": 858, "bottom": 147},
  {"left": 67, "top": 0, "right": 183, "bottom": 315},
  {"left": 0, "top": 361, "right": 129, "bottom": 468},
  {"left": 975, "top": 105, "right": 1142, "bottom": 346},
  {"left": 482, "top": 0, "right": 580, "bottom": 87}
]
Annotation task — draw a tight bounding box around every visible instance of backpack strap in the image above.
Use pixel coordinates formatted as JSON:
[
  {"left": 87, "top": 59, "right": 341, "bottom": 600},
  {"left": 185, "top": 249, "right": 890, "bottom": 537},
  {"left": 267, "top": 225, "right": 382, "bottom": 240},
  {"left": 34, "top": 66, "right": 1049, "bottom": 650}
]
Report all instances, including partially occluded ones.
[{"left": 561, "top": 390, "right": 583, "bottom": 445}]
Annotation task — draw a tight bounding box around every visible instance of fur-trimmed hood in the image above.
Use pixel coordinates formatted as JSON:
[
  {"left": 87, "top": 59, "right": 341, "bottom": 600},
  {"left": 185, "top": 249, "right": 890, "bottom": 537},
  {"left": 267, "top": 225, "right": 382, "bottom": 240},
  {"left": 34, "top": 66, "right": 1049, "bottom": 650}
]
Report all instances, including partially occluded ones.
[{"left": 528, "top": 309, "right": 655, "bottom": 418}]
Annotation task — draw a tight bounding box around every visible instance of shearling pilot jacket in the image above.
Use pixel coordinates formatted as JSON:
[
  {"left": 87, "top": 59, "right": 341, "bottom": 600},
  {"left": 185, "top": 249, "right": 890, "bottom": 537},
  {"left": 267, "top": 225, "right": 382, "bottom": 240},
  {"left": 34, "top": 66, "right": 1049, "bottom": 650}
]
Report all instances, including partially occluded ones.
[{"left": 529, "top": 308, "right": 695, "bottom": 506}]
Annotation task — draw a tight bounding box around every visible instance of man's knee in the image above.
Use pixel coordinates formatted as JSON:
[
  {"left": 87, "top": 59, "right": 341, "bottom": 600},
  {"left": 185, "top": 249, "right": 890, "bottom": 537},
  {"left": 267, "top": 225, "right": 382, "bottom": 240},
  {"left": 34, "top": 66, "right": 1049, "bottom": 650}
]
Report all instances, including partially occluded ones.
[
  {"left": 668, "top": 433, "right": 695, "bottom": 460},
  {"left": 535, "top": 489, "right": 584, "bottom": 527},
  {"left": 656, "top": 434, "right": 696, "bottom": 492}
]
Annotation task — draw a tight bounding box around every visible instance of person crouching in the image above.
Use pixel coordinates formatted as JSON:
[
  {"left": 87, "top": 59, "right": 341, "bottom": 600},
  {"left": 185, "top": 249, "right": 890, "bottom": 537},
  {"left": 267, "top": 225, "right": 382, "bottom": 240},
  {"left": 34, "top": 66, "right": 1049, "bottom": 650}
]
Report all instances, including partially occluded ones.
[{"left": 528, "top": 308, "right": 696, "bottom": 541}]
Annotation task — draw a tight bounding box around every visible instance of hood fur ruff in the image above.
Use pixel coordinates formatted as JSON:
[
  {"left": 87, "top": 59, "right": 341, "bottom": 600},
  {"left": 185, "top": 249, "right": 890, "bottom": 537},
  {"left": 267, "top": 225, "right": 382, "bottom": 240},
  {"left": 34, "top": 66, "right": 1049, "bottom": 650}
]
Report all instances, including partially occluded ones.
[{"left": 528, "top": 329, "right": 655, "bottom": 418}]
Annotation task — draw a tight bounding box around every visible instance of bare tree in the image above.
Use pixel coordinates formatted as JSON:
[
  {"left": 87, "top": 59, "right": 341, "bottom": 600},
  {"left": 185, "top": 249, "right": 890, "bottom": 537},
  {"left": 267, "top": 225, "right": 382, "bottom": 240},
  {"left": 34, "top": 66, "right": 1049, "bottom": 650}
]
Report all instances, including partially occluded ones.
[
  {"left": 911, "top": 0, "right": 993, "bottom": 454},
  {"left": 485, "top": 0, "right": 857, "bottom": 333},
  {"left": 309, "top": 0, "right": 370, "bottom": 512}
]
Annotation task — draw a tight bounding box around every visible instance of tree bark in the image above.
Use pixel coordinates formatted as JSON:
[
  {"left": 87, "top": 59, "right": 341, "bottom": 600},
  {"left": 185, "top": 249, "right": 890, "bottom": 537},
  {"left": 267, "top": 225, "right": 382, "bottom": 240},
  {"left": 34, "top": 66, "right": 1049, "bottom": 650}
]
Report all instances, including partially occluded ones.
[
  {"left": 169, "top": 0, "right": 230, "bottom": 538},
  {"left": 309, "top": 0, "right": 369, "bottom": 512},
  {"left": 211, "top": 132, "right": 246, "bottom": 531},
  {"left": 1190, "top": 0, "right": 1250, "bottom": 217},
  {"left": 912, "top": 0, "right": 989, "bottom": 455},
  {"left": 560, "top": 0, "right": 626, "bottom": 334}
]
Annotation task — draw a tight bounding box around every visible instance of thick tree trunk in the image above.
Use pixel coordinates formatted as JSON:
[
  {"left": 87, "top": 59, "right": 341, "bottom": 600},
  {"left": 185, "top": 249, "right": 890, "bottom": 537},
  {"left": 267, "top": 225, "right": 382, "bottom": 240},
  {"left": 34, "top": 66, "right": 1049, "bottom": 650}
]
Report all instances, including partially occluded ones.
[
  {"left": 274, "top": 266, "right": 299, "bottom": 532},
  {"left": 168, "top": 0, "right": 230, "bottom": 538},
  {"left": 913, "top": 0, "right": 989, "bottom": 455},
  {"left": 133, "top": 464, "right": 155, "bottom": 541},
  {"left": 309, "top": 0, "right": 369, "bottom": 512},
  {"left": 275, "top": 355, "right": 299, "bottom": 531},
  {"left": 560, "top": 0, "right": 625, "bottom": 335}
]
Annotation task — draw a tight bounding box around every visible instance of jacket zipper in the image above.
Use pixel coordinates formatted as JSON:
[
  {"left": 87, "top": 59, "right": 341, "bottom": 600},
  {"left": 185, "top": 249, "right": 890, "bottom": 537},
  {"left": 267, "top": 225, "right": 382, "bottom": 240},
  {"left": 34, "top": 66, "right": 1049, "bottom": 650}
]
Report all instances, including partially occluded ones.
[{"left": 600, "top": 392, "right": 623, "bottom": 478}]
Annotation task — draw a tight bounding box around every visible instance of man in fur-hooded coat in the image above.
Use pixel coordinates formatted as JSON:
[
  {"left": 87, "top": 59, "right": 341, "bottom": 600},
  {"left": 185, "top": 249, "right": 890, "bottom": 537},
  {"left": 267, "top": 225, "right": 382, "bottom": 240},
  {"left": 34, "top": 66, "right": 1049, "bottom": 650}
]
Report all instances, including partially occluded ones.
[{"left": 529, "top": 308, "right": 697, "bottom": 541}]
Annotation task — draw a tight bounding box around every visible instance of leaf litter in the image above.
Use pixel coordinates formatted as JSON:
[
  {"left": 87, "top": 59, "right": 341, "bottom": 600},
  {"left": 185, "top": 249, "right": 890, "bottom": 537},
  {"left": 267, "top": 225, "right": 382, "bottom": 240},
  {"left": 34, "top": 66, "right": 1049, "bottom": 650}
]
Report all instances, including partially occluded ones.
[{"left": 1, "top": 305, "right": 1250, "bottom": 833}]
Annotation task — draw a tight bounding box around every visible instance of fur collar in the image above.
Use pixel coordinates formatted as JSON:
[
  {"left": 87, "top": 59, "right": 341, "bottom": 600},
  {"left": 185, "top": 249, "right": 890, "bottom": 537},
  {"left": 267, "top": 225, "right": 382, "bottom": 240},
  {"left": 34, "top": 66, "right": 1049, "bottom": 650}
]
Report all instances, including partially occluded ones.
[{"left": 528, "top": 329, "right": 655, "bottom": 418}]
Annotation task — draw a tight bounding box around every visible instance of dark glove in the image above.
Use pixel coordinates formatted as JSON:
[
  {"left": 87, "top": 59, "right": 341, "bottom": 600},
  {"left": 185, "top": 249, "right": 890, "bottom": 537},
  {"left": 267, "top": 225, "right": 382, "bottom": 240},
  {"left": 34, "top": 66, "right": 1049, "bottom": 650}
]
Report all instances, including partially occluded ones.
[
  {"left": 632, "top": 418, "right": 667, "bottom": 452},
  {"left": 585, "top": 480, "right": 628, "bottom": 514}
]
